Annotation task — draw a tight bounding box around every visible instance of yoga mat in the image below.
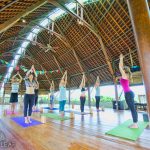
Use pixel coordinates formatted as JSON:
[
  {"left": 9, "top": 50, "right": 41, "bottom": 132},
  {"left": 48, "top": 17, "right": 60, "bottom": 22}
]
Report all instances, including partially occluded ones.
[
  {"left": 6, "top": 110, "right": 18, "bottom": 115},
  {"left": 42, "top": 107, "right": 59, "bottom": 110},
  {"left": 65, "top": 110, "right": 91, "bottom": 115},
  {"left": 11, "top": 117, "right": 43, "bottom": 128},
  {"left": 32, "top": 109, "right": 40, "bottom": 112},
  {"left": 105, "top": 120, "right": 149, "bottom": 141},
  {"left": 41, "top": 113, "right": 70, "bottom": 121}
]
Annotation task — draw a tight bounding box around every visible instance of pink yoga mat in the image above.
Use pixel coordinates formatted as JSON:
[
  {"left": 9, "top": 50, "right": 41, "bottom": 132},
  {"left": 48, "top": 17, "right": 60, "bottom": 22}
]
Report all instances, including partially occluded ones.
[{"left": 6, "top": 110, "right": 18, "bottom": 115}]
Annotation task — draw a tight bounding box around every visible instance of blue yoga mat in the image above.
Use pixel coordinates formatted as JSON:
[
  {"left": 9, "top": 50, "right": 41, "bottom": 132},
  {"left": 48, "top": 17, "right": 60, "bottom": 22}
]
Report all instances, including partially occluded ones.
[
  {"left": 11, "top": 117, "right": 43, "bottom": 128},
  {"left": 43, "top": 107, "right": 59, "bottom": 110},
  {"left": 32, "top": 109, "right": 40, "bottom": 112}
]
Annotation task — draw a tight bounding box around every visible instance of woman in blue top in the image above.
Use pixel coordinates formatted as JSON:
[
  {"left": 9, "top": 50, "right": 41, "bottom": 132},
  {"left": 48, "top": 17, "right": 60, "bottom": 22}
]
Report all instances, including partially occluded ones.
[
  {"left": 80, "top": 73, "right": 86, "bottom": 114},
  {"left": 95, "top": 76, "right": 101, "bottom": 112},
  {"left": 10, "top": 72, "right": 22, "bottom": 114},
  {"left": 49, "top": 81, "right": 55, "bottom": 110},
  {"left": 59, "top": 70, "right": 67, "bottom": 117},
  {"left": 24, "top": 65, "right": 38, "bottom": 124}
]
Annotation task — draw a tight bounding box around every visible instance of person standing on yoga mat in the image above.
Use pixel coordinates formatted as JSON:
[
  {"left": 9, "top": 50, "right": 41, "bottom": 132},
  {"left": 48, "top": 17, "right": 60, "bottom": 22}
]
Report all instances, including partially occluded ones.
[
  {"left": 95, "top": 76, "right": 101, "bottom": 112},
  {"left": 59, "top": 70, "right": 67, "bottom": 117},
  {"left": 10, "top": 72, "right": 22, "bottom": 114},
  {"left": 80, "top": 74, "right": 86, "bottom": 114},
  {"left": 24, "top": 65, "right": 38, "bottom": 124},
  {"left": 119, "top": 54, "right": 138, "bottom": 128},
  {"left": 50, "top": 81, "right": 55, "bottom": 110},
  {"left": 33, "top": 77, "right": 39, "bottom": 111}
]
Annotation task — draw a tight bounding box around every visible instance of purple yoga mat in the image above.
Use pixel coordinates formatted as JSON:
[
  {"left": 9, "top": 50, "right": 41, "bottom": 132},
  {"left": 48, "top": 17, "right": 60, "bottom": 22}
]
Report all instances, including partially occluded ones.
[{"left": 11, "top": 116, "right": 43, "bottom": 128}]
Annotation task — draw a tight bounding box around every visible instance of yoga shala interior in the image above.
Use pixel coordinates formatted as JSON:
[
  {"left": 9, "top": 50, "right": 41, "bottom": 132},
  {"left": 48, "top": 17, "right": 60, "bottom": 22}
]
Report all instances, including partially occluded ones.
[{"left": 0, "top": 0, "right": 150, "bottom": 150}]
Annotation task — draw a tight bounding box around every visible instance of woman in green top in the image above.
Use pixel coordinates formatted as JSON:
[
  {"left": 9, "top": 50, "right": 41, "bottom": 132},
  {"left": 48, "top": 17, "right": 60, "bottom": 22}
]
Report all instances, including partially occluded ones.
[
  {"left": 10, "top": 72, "right": 22, "bottom": 114},
  {"left": 95, "top": 76, "right": 101, "bottom": 112},
  {"left": 49, "top": 81, "right": 55, "bottom": 110},
  {"left": 59, "top": 70, "right": 67, "bottom": 117}
]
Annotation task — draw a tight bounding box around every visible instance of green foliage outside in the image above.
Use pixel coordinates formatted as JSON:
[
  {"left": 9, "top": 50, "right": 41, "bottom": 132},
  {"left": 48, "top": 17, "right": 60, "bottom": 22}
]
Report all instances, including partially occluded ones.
[{"left": 38, "top": 96, "right": 119, "bottom": 108}]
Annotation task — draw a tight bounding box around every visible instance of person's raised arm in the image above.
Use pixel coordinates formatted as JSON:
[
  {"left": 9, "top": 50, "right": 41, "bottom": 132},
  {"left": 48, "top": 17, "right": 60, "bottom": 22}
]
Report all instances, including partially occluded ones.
[
  {"left": 32, "top": 65, "right": 37, "bottom": 77},
  {"left": 50, "top": 82, "right": 52, "bottom": 91},
  {"left": 17, "top": 72, "right": 22, "bottom": 83},
  {"left": 26, "top": 68, "right": 32, "bottom": 78},
  {"left": 119, "top": 54, "right": 127, "bottom": 79},
  {"left": 59, "top": 71, "right": 67, "bottom": 87},
  {"left": 64, "top": 71, "right": 67, "bottom": 86},
  {"left": 83, "top": 74, "right": 86, "bottom": 87},
  {"left": 95, "top": 76, "right": 100, "bottom": 87},
  {"left": 52, "top": 80, "right": 55, "bottom": 90},
  {"left": 11, "top": 74, "right": 17, "bottom": 83},
  {"left": 80, "top": 74, "right": 84, "bottom": 88}
]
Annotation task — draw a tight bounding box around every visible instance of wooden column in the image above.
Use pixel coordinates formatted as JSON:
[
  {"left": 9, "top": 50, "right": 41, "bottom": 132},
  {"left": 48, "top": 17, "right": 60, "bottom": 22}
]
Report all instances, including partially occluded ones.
[
  {"left": 68, "top": 77, "right": 71, "bottom": 106},
  {"left": 87, "top": 73, "right": 91, "bottom": 108},
  {"left": 127, "top": 0, "right": 150, "bottom": 117},
  {"left": 3, "top": 84, "right": 5, "bottom": 104},
  {"left": 114, "top": 83, "right": 119, "bottom": 110}
]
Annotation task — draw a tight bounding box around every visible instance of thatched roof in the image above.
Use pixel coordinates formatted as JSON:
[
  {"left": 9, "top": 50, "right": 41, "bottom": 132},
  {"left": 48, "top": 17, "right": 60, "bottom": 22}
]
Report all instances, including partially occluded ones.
[{"left": 0, "top": 0, "right": 149, "bottom": 92}]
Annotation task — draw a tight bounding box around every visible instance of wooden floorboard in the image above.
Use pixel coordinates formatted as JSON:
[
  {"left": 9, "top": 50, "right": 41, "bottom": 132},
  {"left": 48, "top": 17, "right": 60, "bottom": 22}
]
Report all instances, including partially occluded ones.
[{"left": 0, "top": 105, "right": 150, "bottom": 150}]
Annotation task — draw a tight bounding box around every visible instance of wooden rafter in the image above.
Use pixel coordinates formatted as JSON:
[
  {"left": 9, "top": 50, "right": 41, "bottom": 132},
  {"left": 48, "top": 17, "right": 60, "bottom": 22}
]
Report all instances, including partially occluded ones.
[
  {"left": 0, "top": 0, "right": 20, "bottom": 12},
  {"left": 35, "top": 21, "right": 85, "bottom": 73},
  {"left": 48, "top": 0, "right": 115, "bottom": 80},
  {"left": 0, "top": 0, "right": 48, "bottom": 34}
]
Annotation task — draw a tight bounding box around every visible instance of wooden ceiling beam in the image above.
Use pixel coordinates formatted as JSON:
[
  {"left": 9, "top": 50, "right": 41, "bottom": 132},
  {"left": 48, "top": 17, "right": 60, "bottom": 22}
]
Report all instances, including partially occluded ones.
[
  {"left": 0, "top": 0, "right": 19, "bottom": 13},
  {"left": 54, "top": 23, "right": 85, "bottom": 73},
  {"left": 54, "top": 22, "right": 97, "bottom": 85},
  {"left": 48, "top": 0, "right": 115, "bottom": 80},
  {"left": 0, "top": 0, "right": 48, "bottom": 34},
  {"left": 34, "top": 22, "right": 85, "bottom": 73}
]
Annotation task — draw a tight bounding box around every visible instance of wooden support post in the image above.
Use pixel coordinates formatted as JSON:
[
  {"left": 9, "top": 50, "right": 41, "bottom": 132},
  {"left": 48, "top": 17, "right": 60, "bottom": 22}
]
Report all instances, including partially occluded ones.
[
  {"left": 87, "top": 72, "right": 91, "bottom": 109},
  {"left": 68, "top": 77, "right": 71, "bottom": 106},
  {"left": 127, "top": 0, "right": 150, "bottom": 118},
  {"left": 3, "top": 84, "right": 5, "bottom": 104},
  {"left": 114, "top": 82, "right": 119, "bottom": 110}
]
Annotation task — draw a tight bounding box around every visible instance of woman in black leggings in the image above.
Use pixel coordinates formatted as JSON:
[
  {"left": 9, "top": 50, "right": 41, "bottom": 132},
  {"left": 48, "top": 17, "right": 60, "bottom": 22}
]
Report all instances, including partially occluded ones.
[
  {"left": 24, "top": 65, "right": 38, "bottom": 124},
  {"left": 119, "top": 54, "right": 138, "bottom": 128},
  {"left": 33, "top": 77, "right": 39, "bottom": 111},
  {"left": 79, "top": 74, "right": 86, "bottom": 114}
]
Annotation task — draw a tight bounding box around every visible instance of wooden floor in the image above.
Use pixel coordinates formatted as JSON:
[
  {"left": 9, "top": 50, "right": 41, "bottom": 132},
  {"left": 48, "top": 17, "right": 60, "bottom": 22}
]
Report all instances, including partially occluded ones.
[{"left": 0, "top": 105, "right": 150, "bottom": 150}]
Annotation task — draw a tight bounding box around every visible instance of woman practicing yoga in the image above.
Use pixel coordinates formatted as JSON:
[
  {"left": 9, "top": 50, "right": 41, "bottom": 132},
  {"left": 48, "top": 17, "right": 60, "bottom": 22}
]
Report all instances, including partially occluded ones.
[
  {"left": 10, "top": 72, "right": 22, "bottom": 114},
  {"left": 33, "top": 77, "right": 39, "bottom": 111},
  {"left": 24, "top": 65, "right": 38, "bottom": 123},
  {"left": 119, "top": 54, "right": 138, "bottom": 128},
  {"left": 80, "top": 73, "right": 86, "bottom": 114},
  {"left": 59, "top": 70, "right": 67, "bottom": 117},
  {"left": 50, "top": 81, "right": 55, "bottom": 110},
  {"left": 95, "top": 76, "right": 101, "bottom": 112}
]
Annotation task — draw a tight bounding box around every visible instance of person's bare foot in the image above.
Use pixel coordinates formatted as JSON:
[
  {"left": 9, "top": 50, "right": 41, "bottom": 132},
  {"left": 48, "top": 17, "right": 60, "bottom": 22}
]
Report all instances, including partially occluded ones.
[
  {"left": 25, "top": 118, "right": 29, "bottom": 124},
  {"left": 128, "top": 123, "right": 138, "bottom": 128},
  {"left": 28, "top": 117, "right": 32, "bottom": 123},
  {"left": 60, "top": 112, "right": 64, "bottom": 117}
]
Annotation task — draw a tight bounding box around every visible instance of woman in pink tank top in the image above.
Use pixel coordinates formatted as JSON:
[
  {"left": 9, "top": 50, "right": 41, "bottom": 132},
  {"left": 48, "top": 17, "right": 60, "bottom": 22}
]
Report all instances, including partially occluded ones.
[{"left": 119, "top": 54, "right": 138, "bottom": 128}]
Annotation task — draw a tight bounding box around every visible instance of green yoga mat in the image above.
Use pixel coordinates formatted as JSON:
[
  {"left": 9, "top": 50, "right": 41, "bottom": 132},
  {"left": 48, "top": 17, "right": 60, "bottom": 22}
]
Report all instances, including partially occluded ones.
[
  {"left": 106, "top": 120, "right": 149, "bottom": 141},
  {"left": 41, "top": 113, "right": 70, "bottom": 121}
]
